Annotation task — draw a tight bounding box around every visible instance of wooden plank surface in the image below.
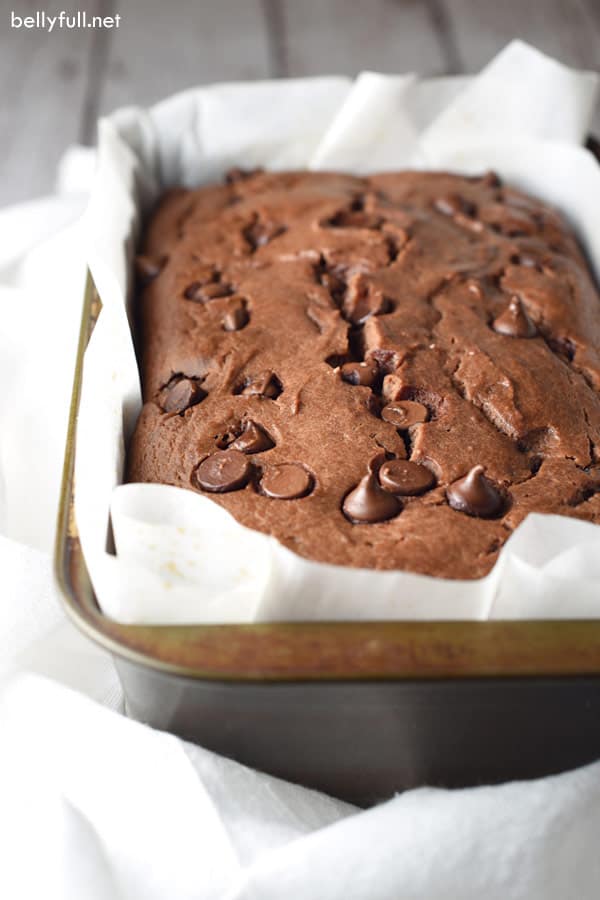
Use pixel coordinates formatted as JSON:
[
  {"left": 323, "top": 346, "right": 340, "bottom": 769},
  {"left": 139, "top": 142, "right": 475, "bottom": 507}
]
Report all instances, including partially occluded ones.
[
  {"left": 441, "top": 0, "right": 600, "bottom": 72},
  {"left": 0, "top": 0, "right": 101, "bottom": 206},
  {"left": 279, "top": 0, "right": 447, "bottom": 77},
  {"left": 95, "top": 0, "right": 272, "bottom": 122},
  {"left": 2, "top": 0, "right": 600, "bottom": 207}
]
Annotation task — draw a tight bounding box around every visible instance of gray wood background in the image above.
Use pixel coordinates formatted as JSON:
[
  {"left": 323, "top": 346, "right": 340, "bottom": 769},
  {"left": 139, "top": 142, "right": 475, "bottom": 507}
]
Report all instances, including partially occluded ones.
[{"left": 2, "top": 0, "right": 600, "bottom": 206}]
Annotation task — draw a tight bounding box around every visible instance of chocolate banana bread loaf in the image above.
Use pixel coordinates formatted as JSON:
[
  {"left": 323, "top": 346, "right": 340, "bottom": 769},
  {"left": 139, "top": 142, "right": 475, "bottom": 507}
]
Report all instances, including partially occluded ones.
[{"left": 127, "top": 168, "right": 600, "bottom": 579}]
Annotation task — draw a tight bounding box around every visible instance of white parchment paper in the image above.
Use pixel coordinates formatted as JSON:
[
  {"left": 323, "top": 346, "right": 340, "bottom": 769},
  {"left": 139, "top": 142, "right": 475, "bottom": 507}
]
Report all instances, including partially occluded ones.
[{"left": 74, "top": 41, "right": 600, "bottom": 623}]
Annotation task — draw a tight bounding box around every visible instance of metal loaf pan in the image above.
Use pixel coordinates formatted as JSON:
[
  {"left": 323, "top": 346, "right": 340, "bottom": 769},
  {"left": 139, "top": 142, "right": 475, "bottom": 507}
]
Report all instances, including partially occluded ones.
[{"left": 55, "top": 270, "right": 600, "bottom": 808}]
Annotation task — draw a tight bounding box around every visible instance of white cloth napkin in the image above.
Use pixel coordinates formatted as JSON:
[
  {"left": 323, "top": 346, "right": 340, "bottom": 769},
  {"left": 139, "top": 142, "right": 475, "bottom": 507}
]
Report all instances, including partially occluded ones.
[
  {"left": 2, "top": 148, "right": 600, "bottom": 900},
  {"left": 3, "top": 673, "right": 600, "bottom": 900}
]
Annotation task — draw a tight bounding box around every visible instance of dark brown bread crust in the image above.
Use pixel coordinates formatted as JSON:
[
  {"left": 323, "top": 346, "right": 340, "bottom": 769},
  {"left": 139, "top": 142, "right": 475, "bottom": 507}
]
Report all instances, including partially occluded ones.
[{"left": 127, "top": 169, "right": 600, "bottom": 579}]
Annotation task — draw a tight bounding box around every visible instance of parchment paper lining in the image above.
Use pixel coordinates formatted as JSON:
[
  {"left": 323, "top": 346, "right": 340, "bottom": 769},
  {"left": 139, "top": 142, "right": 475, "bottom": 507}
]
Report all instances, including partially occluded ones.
[{"left": 74, "top": 42, "right": 600, "bottom": 622}]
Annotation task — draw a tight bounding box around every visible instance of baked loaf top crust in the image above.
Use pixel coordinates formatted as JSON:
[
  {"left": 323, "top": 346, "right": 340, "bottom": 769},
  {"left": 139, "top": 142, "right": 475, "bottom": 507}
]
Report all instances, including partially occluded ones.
[{"left": 128, "top": 168, "right": 600, "bottom": 579}]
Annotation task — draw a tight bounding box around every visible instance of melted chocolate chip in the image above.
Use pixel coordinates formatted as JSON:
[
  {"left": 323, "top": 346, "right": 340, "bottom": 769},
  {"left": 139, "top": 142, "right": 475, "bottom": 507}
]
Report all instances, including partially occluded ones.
[
  {"left": 480, "top": 171, "right": 502, "bottom": 189},
  {"left": 493, "top": 296, "right": 537, "bottom": 338},
  {"left": 193, "top": 450, "right": 251, "bottom": 493},
  {"left": 183, "top": 269, "right": 217, "bottom": 303},
  {"left": 215, "top": 426, "right": 241, "bottom": 450},
  {"left": 183, "top": 269, "right": 218, "bottom": 299},
  {"left": 342, "top": 471, "right": 402, "bottom": 524},
  {"left": 183, "top": 281, "right": 204, "bottom": 303},
  {"left": 160, "top": 378, "right": 206, "bottom": 414},
  {"left": 340, "top": 360, "right": 379, "bottom": 387},
  {"left": 456, "top": 214, "right": 485, "bottom": 234},
  {"left": 240, "top": 371, "right": 282, "bottom": 399},
  {"left": 184, "top": 281, "right": 232, "bottom": 302},
  {"left": 260, "top": 464, "right": 312, "bottom": 499},
  {"left": 319, "top": 269, "right": 346, "bottom": 300},
  {"left": 326, "top": 210, "right": 383, "bottom": 229},
  {"left": 378, "top": 460, "right": 435, "bottom": 496},
  {"left": 435, "top": 194, "right": 476, "bottom": 218},
  {"left": 381, "top": 401, "right": 428, "bottom": 428},
  {"left": 446, "top": 465, "right": 503, "bottom": 518},
  {"left": 203, "top": 283, "right": 234, "bottom": 300},
  {"left": 223, "top": 299, "right": 249, "bottom": 332},
  {"left": 230, "top": 420, "right": 274, "bottom": 454},
  {"left": 225, "top": 167, "right": 263, "bottom": 184},
  {"left": 135, "top": 254, "right": 165, "bottom": 284},
  {"left": 481, "top": 205, "right": 535, "bottom": 238},
  {"left": 511, "top": 253, "right": 542, "bottom": 270},
  {"left": 343, "top": 274, "right": 390, "bottom": 324},
  {"left": 467, "top": 280, "right": 484, "bottom": 300},
  {"left": 547, "top": 335, "right": 576, "bottom": 363},
  {"left": 244, "top": 218, "right": 286, "bottom": 250},
  {"left": 184, "top": 283, "right": 206, "bottom": 301}
]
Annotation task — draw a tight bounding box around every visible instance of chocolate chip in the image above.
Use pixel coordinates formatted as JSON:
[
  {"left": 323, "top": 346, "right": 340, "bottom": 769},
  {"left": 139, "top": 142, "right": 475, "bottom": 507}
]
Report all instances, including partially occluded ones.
[
  {"left": 340, "top": 360, "right": 379, "bottom": 387},
  {"left": 240, "top": 371, "right": 282, "bottom": 399},
  {"left": 343, "top": 274, "right": 390, "bottom": 324},
  {"left": 223, "top": 299, "right": 249, "bottom": 332},
  {"left": 244, "top": 218, "right": 286, "bottom": 250},
  {"left": 383, "top": 229, "right": 406, "bottom": 262},
  {"left": 230, "top": 420, "right": 274, "bottom": 454},
  {"left": 319, "top": 270, "right": 345, "bottom": 300},
  {"left": 183, "top": 268, "right": 218, "bottom": 299},
  {"left": 435, "top": 195, "right": 476, "bottom": 218},
  {"left": 135, "top": 254, "right": 165, "bottom": 284},
  {"left": 547, "top": 335, "right": 576, "bottom": 363},
  {"left": 480, "top": 171, "right": 502, "bottom": 189},
  {"left": 342, "top": 470, "right": 402, "bottom": 524},
  {"left": 184, "top": 281, "right": 232, "bottom": 302},
  {"left": 225, "top": 167, "right": 263, "bottom": 184},
  {"left": 260, "top": 464, "right": 312, "bottom": 500},
  {"left": 160, "top": 377, "right": 206, "bottom": 414},
  {"left": 381, "top": 401, "right": 428, "bottom": 428},
  {"left": 467, "top": 280, "right": 484, "bottom": 300},
  {"left": 454, "top": 213, "right": 484, "bottom": 234},
  {"left": 215, "top": 425, "right": 241, "bottom": 450},
  {"left": 193, "top": 450, "right": 251, "bottom": 493},
  {"left": 446, "top": 465, "right": 504, "bottom": 518},
  {"left": 493, "top": 296, "right": 537, "bottom": 338},
  {"left": 370, "top": 348, "right": 400, "bottom": 375},
  {"left": 203, "top": 283, "right": 234, "bottom": 300},
  {"left": 184, "top": 283, "right": 205, "bottom": 301},
  {"left": 480, "top": 205, "right": 535, "bottom": 237},
  {"left": 378, "top": 459, "right": 435, "bottom": 496},
  {"left": 326, "top": 210, "right": 383, "bottom": 229},
  {"left": 510, "top": 253, "right": 541, "bottom": 270}
]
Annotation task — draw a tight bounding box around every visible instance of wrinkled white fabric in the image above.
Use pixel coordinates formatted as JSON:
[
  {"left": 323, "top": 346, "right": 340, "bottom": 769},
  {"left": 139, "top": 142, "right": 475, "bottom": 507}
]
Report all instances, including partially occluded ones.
[{"left": 1, "top": 675, "right": 600, "bottom": 900}]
